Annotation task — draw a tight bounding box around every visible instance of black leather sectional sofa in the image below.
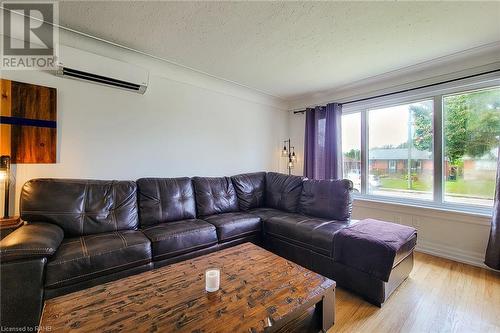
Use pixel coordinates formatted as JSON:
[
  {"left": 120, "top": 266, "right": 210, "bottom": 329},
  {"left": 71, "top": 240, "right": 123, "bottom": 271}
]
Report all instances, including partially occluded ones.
[{"left": 0, "top": 172, "right": 417, "bottom": 329}]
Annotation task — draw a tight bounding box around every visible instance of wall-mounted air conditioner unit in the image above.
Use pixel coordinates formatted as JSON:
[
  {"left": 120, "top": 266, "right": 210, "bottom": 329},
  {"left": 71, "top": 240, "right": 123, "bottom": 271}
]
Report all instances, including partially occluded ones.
[{"left": 56, "top": 46, "right": 149, "bottom": 94}]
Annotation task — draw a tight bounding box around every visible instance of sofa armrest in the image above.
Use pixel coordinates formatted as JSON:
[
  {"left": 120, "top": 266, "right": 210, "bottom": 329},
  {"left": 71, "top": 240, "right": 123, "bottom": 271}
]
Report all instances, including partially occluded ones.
[
  {"left": 1, "top": 258, "right": 46, "bottom": 330},
  {"left": 0, "top": 223, "right": 64, "bottom": 263}
]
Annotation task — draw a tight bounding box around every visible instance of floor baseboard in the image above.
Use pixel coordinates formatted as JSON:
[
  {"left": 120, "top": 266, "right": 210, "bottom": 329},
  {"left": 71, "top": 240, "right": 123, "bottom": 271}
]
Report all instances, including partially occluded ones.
[{"left": 415, "top": 240, "right": 493, "bottom": 270}]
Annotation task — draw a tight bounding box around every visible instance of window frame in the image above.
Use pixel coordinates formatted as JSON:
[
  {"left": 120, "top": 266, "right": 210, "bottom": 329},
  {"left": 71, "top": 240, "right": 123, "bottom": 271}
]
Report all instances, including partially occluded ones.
[{"left": 341, "top": 73, "right": 500, "bottom": 216}]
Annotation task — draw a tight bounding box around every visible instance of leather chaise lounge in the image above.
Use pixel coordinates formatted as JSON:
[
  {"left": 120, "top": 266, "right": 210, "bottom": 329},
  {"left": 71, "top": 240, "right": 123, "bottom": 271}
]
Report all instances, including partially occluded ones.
[{"left": 0, "top": 172, "right": 417, "bottom": 329}]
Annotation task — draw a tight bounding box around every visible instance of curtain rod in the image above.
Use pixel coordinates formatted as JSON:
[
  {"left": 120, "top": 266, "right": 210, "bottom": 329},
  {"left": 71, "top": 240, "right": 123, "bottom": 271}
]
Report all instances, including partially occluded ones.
[{"left": 293, "top": 68, "right": 500, "bottom": 114}]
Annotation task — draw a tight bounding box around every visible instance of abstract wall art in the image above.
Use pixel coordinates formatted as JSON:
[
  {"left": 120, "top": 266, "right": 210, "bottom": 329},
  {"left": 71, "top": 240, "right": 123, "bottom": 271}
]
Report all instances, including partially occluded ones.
[{"left": 0, "top": 79, "right": 57, "bottom": 163}]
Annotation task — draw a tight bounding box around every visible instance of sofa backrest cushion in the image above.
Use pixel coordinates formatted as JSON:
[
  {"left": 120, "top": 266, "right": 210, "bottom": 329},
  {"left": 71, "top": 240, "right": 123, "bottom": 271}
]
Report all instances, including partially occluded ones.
[
  {"left": 231, "top": 172, "right": 266, "bottom": 211},
  {"left": 20, "top": 179, "right": 138, "bottom": 237},
  {"left": 136, "top": 177, "right": 196, "bottom": 227},
  {"left": 192, "top": 177, "right": 239, "bottom": 216},
  {"left": 299, "top": 179, "right": 353, "bottom": 221},
  {"left": 265, "top": 172, "right": 304, "bottom": 212}
]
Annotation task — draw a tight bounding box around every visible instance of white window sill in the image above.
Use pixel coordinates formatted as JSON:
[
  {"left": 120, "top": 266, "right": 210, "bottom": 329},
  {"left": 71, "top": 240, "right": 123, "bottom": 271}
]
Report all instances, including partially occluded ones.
[{"left": 352, "top": 195, "right": 493, "bottom": 226}]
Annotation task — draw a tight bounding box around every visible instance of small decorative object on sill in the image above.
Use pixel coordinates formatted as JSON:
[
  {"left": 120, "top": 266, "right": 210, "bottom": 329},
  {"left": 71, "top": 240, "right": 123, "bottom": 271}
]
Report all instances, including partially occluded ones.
[
  {"left": 281, "top": 139, "right": 297, "bottom": 175},
  {"left": 205, "top": 268, "right": 220, "bottom": 292}
]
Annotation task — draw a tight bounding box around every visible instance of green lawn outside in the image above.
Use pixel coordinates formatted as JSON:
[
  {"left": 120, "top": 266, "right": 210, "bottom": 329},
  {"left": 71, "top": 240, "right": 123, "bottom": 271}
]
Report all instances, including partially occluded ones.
[
  {"left": 379, "top": 178, "right": 431, "bottom": 191},
  {"left": 444, "top": 179, "right": 495, "bottom": 198},
  {"left": 379, "top": 177, "right": 495, "bottom": 198}
]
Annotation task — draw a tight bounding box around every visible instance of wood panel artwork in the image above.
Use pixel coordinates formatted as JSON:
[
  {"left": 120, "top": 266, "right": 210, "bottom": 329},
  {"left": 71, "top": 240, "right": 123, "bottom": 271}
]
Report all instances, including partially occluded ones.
[
  {"left": 0, "top": 79, "right": 57, "bottom": 163},
  {"left": 39, "top": 243, "right": 336, "bottom": 333}
]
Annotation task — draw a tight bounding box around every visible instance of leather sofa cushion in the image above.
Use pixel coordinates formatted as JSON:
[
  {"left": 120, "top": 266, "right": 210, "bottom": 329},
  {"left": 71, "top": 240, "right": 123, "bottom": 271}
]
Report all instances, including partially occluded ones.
[
  {"left": 265, "top": 172, "right": 304, "bottom": 212},
  {"left": 0, "top": 223, "right": 64, "bottom": 262},
  {"left": 45, "top": 230, "right": 151, "bottom": 288},
  {"left": 248, "top": 207, "right": 284, "bottom": 221},
  {"left": 192, "top": 177, "right": 239, "bottom": 216},
  {"left": 137, "top": 178, "right": 196, "bottom": 227},
  {"left": 231, "top": 172, "right": 266, "bottom": 211},
  {"left": 203, "top": 212, "right": 261, "bottom": 242},
  {"left": 21, "top": 179, "right": 139, "bottom": 237},
  {"left": 299, "top": 179, "right": 353, "bottom": 221},
  {"left": 264, "top": 213, "right": 350, "bottom": 257},
  {"left": 142, "top": 219, "right": 217, "bottom": 261}
]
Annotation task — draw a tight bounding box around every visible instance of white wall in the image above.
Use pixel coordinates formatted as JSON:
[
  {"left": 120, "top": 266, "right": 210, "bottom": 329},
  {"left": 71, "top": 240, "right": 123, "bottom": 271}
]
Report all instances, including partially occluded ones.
[
  {"left": 287, "top": 45, "right": 500, "bottom": 269},
  {"left": 288, "top": 112, "right": 305, "bottom": 176},
  {"left": 1, "top": 30, "right": 289, "bottom": 214}
]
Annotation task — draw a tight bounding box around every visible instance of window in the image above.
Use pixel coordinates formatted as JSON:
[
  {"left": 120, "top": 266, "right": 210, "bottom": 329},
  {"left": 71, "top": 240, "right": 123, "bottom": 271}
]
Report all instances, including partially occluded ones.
[
  {"left": 341, "top": 113, "right": 361, "bottom": 192},
  {"left": 443, "top": 87, "right": 500, "bottom": 207},
  {"left": 388, "top": 160, "right": 397, "bottom": 172},
  {"left": 340, "top": 78, "right": 500, "bottom": 213},
  {"left": 368, "top": 100, "right": 434, "bottom": 200}
]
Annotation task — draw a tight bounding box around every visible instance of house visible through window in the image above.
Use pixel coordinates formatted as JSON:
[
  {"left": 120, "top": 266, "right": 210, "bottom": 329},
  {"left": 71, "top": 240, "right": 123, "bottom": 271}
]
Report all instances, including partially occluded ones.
[
  {"left": 340, "top": 81, "right": 500, "bottom": 213},
  {"left": 368, "top": 100, "right": 434, "bottom": 200}
]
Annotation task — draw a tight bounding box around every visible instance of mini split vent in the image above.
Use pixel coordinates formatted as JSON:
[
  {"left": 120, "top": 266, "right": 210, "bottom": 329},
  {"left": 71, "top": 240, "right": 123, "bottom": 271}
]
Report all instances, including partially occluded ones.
[
  {"left": 59, "top": 68, "right": 143, "bottom": 92},
  {"left": 56, "top": 46, "right": 149, "bottom": 94}
]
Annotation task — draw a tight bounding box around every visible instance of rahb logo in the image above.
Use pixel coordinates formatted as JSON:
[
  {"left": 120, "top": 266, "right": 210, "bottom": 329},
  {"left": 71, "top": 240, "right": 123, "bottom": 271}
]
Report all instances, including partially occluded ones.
[{"left": 1, "top": 1, "right": 59, "bottom": 70}]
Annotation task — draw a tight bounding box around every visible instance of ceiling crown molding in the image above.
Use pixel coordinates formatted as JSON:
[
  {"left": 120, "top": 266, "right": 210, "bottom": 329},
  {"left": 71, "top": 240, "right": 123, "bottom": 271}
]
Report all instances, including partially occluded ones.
[{"left": 288, "top": 41, "right": 500, "bottom": 110}]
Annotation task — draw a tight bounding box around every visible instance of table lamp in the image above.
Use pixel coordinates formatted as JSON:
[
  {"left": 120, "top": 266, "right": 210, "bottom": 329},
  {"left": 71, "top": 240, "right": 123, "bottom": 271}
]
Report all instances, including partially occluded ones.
[{"left": 1, "top": 155, "right": 11, "bottom": 218}]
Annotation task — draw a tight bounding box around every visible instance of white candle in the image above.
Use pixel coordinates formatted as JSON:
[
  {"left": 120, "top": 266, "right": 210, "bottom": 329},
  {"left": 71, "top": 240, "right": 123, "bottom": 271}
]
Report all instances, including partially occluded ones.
[{"left": 205, "top": 268, "right": 220, "bottom": 292}]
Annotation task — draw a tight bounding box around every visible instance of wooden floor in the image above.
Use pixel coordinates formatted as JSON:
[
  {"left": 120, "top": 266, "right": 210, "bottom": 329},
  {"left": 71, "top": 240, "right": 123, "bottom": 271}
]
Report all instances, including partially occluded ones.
[{"left": 329, "top": 252, "right": 500, "bottom": 333}]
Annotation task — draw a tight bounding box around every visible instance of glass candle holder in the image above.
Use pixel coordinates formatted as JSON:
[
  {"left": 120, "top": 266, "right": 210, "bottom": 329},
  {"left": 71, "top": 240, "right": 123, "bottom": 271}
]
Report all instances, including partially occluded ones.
[{"left": 205, "top": 268, "right": 220, "bottom": 292}]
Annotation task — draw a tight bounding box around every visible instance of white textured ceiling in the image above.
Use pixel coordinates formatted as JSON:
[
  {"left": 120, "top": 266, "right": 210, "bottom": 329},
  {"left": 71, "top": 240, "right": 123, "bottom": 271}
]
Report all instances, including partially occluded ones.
[{"left": 59, "top": 1, "right": 500, "bottom": 100}]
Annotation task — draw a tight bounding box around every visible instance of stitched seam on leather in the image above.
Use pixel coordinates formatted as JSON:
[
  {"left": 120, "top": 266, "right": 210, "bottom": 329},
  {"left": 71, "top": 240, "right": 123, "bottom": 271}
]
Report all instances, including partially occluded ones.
[
  {"left": 1, "top": 248, "right": 54, "bottom": 252},
  {"left": 81, "top": 183, "right": 88, "bottom": 235},
  {"left": 208, "top": 216, "right": 258, "bottom": 226},
  {"left": 143, "top": 219, "right": 200, "bottom": 230},
  {"left": 116, "top": 231, "right": 128, "bottom": 247},
  {"left": 48, "top": 243, "right": 146, "bottom": 265},
  {"left": 112, "top": 184, "right": 118, "bottom": 231},
  {"left": 80, "top": 237, "right": 89, "bottom": 257},
  {"left": 60, "top": 239, "right": 81, "bottom": 245},
  {"left": 156, "top": 180, "right": 162, "bottom": 223},
  {"left": 173, "top": 178, "right": 179, "bottom": 221},
  {"left": 1, "top": 250, "right": 54, "bottom": 260},
  {"left": 22, "top": 211, "right": 115, "bottom": 216},
  {"left": 205, "top": 178, "right": 213, "bottom": 215},
  {"left": 153, "top": 241, "right": 216, "bottom": 259},
  {"left": 221, "top": 229, "right": 260, "bottom": 241},
  {"left": 291, "top": 217, "right": 312, "bottom": 225},
  {"left": 76, "top": 232, "right": 126, "bottom": 241},
  {"left": 265, "top": 231, "right": 329, "bottom": 254},
  {"left": 112, "top": 184, "right": 135, "bottom": 211},
  {"left": 1, "top": 251, "right": 53, "bottom": 260},
  {"left": 61, "top": 232, "right": 125, "bottom": 245},
  {"left": 150, "top": 228, "right": 215, "bottom": 242},
  {"left": 48, "top": 258, "right": 150, "bottom": 286}
]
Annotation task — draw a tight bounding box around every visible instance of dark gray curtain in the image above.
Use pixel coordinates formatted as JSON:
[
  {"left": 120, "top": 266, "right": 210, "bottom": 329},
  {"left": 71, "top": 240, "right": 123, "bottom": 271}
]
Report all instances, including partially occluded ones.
[
  {"left": 485, "top": 146, "right": 500, "bottom": 270},
  {"left": 303, "top": 103, "right": 342, "bottom": 180}
]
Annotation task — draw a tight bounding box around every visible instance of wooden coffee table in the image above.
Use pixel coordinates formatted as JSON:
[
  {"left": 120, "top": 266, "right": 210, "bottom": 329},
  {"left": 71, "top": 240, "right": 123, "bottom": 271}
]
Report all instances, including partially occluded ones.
[{"left": 39, "top": 243, "right": 335, "bottom": 332}]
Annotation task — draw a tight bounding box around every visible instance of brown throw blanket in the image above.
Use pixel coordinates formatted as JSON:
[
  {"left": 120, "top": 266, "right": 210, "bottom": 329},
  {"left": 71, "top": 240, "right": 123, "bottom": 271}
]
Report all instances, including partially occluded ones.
[{"left": 333, "top": 219, "right": 417, "bottom": 282}]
